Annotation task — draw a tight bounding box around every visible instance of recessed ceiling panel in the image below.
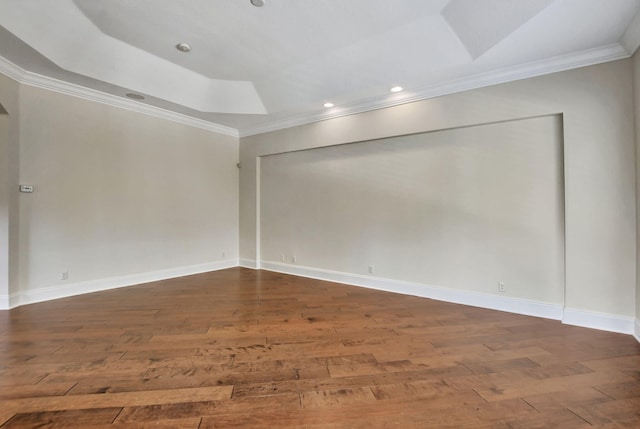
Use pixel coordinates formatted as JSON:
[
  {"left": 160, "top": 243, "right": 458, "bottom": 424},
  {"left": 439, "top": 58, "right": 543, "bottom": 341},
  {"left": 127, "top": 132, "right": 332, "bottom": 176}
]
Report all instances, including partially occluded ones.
[
  {"left": 0, "top": 0, "right": 267, "bottom": 114},
  {"left": 252, "top": 14, "right": 469, "bottom": 112},
  {"left": 442, "top": 0, "right": 556, "bottom": 59},
  {"left": 73, "top": 0, "right": 449, "bottom": 80},
  {"left": 470, "top": 0, "right": 640, "bottom": 68}
]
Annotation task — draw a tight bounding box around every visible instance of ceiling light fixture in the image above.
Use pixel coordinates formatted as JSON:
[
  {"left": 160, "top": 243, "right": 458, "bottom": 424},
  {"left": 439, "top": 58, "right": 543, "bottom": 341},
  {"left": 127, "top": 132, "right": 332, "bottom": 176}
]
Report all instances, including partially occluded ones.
[
  {"left": 390, "top": 86, "right": 404, "bottom": 93},
  {"left": 176, "top": 43, "right": 191, "bottom": 53},
  {"left": 251, "top": 0, "right": 265, "bottom": 7},
  {"left": 125, "top": 93, "right": 145, "bottom": 100},
  {"left": 323, "top": 102, "right": 334, "bottom": 108}
]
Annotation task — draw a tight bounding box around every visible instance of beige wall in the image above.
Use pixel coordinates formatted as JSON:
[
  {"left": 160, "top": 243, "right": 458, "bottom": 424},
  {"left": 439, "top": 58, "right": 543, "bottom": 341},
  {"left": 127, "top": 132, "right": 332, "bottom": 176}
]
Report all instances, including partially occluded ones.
[
  {"left": 261, "top": 116, "right": 565, "bottom": 304},
  {"left": 241, "top": 59, "right": 637, "bottom": 318},
  {"left": 4, "top": 83, "right": 239, "bottom": 299},
  {"left": 0, "top": 73, "right": 19, "bottom": 305},
  {"left": 634, "top": 51, "right": 640, "bottom": 326},
  {"left": 0, "top": 112, "right": 9, "bottom": 299}
]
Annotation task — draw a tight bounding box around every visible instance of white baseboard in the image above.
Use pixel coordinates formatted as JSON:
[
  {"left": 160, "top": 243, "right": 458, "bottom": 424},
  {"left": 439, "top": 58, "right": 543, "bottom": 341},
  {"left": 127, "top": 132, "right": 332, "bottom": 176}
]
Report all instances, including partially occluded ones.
[
  {"left": 260, "top": 261, "right": 563, "bottom": 321},
  {"left": 261, "top": 261, "right": 640, "bottom": 336},
  {"left": 4, "top": 259, "right": 239, "bottom": 310},
  {"left": 558, "top": 308, "right": 635, "bottom": 335},
  {"left": 239, "top": 258, "right": 258, "bottom": 269},
  {"left": 4, "top": 258, "right": 636, "bottom": 340},
  {"left": 0, "top": 293, "right": 9, "bottom": 310},
  {"left": 210, "top": 260, "right": 640, "bottom": 341}
]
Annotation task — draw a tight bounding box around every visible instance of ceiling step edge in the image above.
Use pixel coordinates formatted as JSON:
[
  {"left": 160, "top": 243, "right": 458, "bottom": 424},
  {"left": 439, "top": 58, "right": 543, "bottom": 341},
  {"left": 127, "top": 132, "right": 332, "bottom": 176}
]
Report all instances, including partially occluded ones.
[
  {"left": 240, "top": 43, "right": 630, "bottom": 137},
  {"left": 0, "top": 55, "right": 240, "bottom": 138}
]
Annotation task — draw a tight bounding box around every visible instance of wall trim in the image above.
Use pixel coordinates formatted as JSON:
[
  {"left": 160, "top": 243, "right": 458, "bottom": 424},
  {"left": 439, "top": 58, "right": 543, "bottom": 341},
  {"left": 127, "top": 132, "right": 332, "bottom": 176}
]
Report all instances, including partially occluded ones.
[
  {"left": 240, "top": 43, "right": 629, "bottom": 137},
  {"left": 0, "top": 293, "right": 8, "bottom": 310},
  {"left": 561, "top": 308, "right": 635, "bottom": 335},
  {"left": 260, "top": 261, "right": 639, "bottom": 337},
  {"left": 0, "top": 55, "right": 239, "bottom": 138},
  {"left": 2, "top": 259, "right": 239, "bottom": 310},
  {"left": 259, "top": 260, "right": 563, "bottom": 321},
  {"left": 239, "top": 258, "right": 258, "bottom": 269}
]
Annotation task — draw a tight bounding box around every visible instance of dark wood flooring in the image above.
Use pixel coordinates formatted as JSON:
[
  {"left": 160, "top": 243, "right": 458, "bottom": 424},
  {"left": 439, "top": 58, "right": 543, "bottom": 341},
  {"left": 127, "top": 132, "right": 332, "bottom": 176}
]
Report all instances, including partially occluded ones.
[{"left": 1, "top": 267, "right": 640, "bottom": 427}]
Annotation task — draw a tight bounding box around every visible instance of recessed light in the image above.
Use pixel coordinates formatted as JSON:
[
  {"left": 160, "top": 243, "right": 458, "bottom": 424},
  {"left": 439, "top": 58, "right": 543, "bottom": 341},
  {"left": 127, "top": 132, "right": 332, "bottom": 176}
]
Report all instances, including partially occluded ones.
[
  {"left": 390, "top": 86, "right": 404, "bottom": 93},
  {"left": 176, "top": 43, "right": 191, "bottom": 53},
  {"left": 125, "top": 93, "right": 145, "bottom": 100},
  {"left": 251, "top": 0, "right": 265, "bottom": 6},
  {"left": 323, "top": 102, "right": 334, "bottom": 108}
]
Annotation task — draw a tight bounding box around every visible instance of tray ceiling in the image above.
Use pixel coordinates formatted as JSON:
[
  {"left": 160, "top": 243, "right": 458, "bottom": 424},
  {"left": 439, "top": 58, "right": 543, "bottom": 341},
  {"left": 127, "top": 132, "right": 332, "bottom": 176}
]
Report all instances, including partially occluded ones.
[{"left": 0, "top": 0, "right": 639, "bottom": 136}]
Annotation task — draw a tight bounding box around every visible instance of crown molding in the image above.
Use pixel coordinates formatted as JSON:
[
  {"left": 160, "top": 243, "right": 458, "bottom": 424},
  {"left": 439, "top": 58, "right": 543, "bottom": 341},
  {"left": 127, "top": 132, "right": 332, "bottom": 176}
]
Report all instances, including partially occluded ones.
[
  {"left": 0, "top": 55, "right": 239, "bottom": 138},
  {"left": 0, "top": 40, "right": 631, "bottom": 140},
  {"left": 0, "top": 54, "right": 24, "bottom": 82},
  {"left": 239, "top": 43, "right": 630, "bottom": 137}
]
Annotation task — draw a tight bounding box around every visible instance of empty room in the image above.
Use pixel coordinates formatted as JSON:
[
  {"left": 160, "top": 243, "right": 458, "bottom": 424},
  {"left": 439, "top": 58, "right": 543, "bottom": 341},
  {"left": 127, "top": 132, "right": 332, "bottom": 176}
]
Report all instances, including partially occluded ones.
[{"left": 2, "top": 0, "right": 640, "bottom": 427}]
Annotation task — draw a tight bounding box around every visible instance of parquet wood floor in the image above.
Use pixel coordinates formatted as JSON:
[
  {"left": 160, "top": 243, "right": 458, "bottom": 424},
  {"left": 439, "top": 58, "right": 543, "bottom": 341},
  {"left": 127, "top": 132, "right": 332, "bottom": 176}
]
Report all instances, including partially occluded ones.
[{"left": 1, "top": 267, "right": 640, "bottom": 428}]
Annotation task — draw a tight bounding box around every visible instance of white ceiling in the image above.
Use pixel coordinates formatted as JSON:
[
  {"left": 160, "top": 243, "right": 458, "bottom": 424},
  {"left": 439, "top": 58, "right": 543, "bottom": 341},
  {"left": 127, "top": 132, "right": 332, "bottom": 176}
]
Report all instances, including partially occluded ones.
[{"left": 0, "top": 0, "right": 640, "bottom": 136}]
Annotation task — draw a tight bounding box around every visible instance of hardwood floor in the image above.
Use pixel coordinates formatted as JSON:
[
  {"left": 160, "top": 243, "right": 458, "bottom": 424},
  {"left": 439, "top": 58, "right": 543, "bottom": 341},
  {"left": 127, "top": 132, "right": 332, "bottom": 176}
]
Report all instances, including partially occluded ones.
[{"left": 1, "top": 267, "right": 640, "bottom": 428}]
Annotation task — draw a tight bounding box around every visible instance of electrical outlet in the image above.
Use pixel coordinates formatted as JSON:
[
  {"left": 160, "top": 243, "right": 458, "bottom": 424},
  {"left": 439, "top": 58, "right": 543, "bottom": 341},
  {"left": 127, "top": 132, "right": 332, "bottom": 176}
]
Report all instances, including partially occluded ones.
[
  {"left": 281, "top": 254, "right": 285, "bottom": 262},
  {"left": 368, "top": 265, "right": 374, "bottom": 274},
  {"left": 291, "top": 256, "right": 297, "bottom": 263},
  {"left": 61, "top": 271, "right": 69, "bottom": 281},
  {"left": 222, "top": 251, "right": 226, "bottom": 258},
  {"left": 498, "top": 282, "right": 506, "bottom": 293}
]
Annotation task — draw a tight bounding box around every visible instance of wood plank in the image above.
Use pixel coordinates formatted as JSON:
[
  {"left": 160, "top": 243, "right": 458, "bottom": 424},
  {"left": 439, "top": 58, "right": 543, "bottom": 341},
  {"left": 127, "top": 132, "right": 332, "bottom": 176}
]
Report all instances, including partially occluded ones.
[
  {"left": 1, "top": 386, "right": 233, "bottom": 414},
  {"left": 522, "top": 386, "right": 613, "bottom": 412},
  {"left": 115, "top": 401, "right": 217, "bottom": 423},
  {"left": 2, "top": 408, "right": 122, "bottom": 428},
  {"left": 570, "top": 397, "right": 640, "bottom": 425}
]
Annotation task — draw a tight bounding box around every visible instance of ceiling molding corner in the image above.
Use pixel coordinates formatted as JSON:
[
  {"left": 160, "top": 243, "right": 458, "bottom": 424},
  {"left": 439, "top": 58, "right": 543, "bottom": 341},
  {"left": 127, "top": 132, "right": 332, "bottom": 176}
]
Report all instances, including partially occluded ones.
[
  {"left": 0, "top": 55, "right": 239, "bottom": 138},
  {"left": 621, "top": 9, "right": 640, "bottom": 56},
  {"left": 0, "top": 54, "right": 26, "bottom": 82},
  {"left": 239, "top": 43, "right": 630, "bottom": 137}
]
